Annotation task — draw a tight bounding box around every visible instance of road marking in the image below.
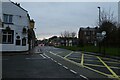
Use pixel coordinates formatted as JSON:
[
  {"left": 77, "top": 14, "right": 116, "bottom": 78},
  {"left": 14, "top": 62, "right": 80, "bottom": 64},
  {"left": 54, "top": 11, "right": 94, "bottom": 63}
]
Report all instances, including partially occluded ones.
[
  {"left": 81, "top": 53, "right": 84, "bottom": 66},
  {"left": 25, "top": 58, "right": 42, "bottom": 60},
  {"left": 85, "top": 59, "right": 102, "bottom": 62},
  {"left": 105, "top": 61, "right": 120, "bottom": 64},
  {"left": 80, "top": 75, "right": 89, "bottom": 80},
  {"left": 84, "top": 63, "right": 106, "bottom": 67},
  {"left": 101, "top": 57, "right": 120, "bottom": 63},
  {"left": 97, "top": 56, "right": 120, "bottom": 79},
  {"left": 84, "top": 63, "right": 120, "bottom": 69},
  {"left": 40, "top": 54, "right": 46, "bottom": 59},
  {"left": 43, "top": 54, "right": 50, "bottom": 58},
  {"left": 54, "top": 60, "right": 57, "bottom": 63},
  {"left": 64, "top": 51, "right": 73, "bottom": 58},
  {"left": 51, "top": 58, "right": 54, "bottom": 60},
  {"left": 26, "top": 58, "right": 30, "bottom": 59},
  {"left": 58, "top": 63, "right": 62, "bottom": 66},
  {"left": 50, "top": 51, "right": 56, "bottom": 55},
  {"left": 70, "top": 69, "right": 77, "bottom": 74},
  {"left": 49, "top": 51, "right": 120, "bottom": 79},
  {"left": 63, "top": 66, "right": 68, "bottom": 69},
  {"left": 68, "top": 57, "right": 80, "bottom": 60},
  {"left": 84, "top": 65, "right": 111, "bottom": 77},
  {"left": 49, "top": 51, "right": 83, "bottom": 67}
]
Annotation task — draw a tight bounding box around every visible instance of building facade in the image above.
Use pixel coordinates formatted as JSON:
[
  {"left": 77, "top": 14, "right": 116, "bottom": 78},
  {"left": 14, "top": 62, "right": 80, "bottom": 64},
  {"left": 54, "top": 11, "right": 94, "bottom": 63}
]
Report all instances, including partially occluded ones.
[
  {"left": 0, "top": 0, "right": 30, "bottom": 52},
  {"left": 78, "top": 27, "right": 98, "bottom": 45}
]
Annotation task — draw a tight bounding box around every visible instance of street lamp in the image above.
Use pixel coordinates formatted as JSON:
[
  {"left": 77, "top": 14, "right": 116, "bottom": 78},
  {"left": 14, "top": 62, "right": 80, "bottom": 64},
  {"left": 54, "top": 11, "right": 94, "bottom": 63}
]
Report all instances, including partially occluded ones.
[{"left": 98, "top": 6, "right": 101, "bottom": 27}]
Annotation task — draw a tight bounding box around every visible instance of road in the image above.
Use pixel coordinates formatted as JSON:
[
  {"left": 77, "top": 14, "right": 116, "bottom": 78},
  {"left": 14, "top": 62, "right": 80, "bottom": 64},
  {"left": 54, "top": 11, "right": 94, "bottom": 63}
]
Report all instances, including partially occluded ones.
[{"left": 2, "top": 46, "right": 120, "bottom": 80}]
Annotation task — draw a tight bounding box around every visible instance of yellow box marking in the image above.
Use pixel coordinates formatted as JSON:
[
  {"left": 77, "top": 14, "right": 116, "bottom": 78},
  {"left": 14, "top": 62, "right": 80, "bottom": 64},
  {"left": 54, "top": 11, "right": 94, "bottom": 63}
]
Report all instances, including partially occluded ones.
[
  {"left": 84, "top": 63, "right": 106, "bottom": 67},
  {"left": 97, "top": 56, "right": 120, "bottom": 79},
  {"left": 68, "top": 57, "right": 80, "bottom": 60},
  {"left": 64, "top": 51, "right": 73, "bottom": 58},
  {"left": 84, "top": 65, "right": 112, "bottom": 77},
  {"left": 50, "top": 51, "right": 120, "bottom": 79},
  {"left": 81, "top": 53, "right": 84, "bottom": 66},
  {"left": 101, "top": 57, "right": 120, "bottom": 63}
]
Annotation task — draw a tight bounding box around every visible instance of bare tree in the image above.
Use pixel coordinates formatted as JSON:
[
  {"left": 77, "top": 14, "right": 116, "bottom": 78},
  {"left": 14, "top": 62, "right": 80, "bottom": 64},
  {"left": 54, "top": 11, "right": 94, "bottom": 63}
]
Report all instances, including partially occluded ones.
[
  {"left": 100, "top": 8, "right": 116, "bottom": 25},
  {"left": 97, "top": 8, "right": 118, "bottom": 47},
  {"left": 60, "top": 31, "right": 76, "bottom": 38},
  {"left": 71, "top": 32, "right": 76, "bottom": 38}
]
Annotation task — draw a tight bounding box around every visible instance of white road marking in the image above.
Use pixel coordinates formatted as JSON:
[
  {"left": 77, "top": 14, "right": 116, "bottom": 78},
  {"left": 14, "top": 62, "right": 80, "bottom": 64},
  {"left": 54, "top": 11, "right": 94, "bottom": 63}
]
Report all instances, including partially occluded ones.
[
  {"left": 63, "top": 66, "right": 68, "bottom": 69},
  {"left": 54, "top": 60, "right": 57, "bottom": 63},
  {"left": 50, "top": 51, "right": 56, "bottom": 55},
  {"left": 58, "top": 63, "right": 62, "bottom": 66},
  {"left": 80, "top": 75, "right": 89, "bottom": 80},
  {"left": 43, "top": 54, "right": 50, "bottom": 58},
  {"left": 39, "top": 54, "right": 46, "bottom": 59},
  {"left": 51, "top": 58, "right": 54, "bottom": 60},
  {"left": 70, "top": 69, "right": 77, "bottom": 74},
  {"left": 25, "top": 58, "right": 42, "bottom": 60},
  {"left": 26, "top": 58, "right": 30, "bottom": 59}
]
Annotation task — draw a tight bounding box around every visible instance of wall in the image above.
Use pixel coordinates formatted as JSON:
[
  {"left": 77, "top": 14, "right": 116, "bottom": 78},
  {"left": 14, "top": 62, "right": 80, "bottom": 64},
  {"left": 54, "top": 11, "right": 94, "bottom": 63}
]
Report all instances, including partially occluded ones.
[{"left": 1, "top": 1, "right": 29, "bottom": 52}]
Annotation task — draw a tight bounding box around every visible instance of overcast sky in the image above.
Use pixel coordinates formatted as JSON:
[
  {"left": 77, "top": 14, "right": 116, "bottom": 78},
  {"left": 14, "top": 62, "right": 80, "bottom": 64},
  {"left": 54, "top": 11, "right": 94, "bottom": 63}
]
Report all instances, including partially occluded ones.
[{"left": 11, "top": 0, "right": 118, "bottom": 40}]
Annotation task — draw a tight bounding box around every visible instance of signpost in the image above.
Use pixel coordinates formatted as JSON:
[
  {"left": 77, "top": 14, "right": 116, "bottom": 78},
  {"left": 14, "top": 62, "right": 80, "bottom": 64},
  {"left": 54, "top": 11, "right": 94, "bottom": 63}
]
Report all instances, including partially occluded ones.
[{"left": 97, "top": 31, "right": 106, "bottom": 56}]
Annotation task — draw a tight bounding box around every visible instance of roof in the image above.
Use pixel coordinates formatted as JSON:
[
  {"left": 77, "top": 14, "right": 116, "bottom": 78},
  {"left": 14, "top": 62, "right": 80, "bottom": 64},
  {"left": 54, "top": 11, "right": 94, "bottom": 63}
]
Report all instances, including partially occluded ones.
[
  {"left": 10, "top": 1, "right": 28, "bottom": 12},
  {"left": 79, "top": 27, "right": 98, "bottom": 31}
]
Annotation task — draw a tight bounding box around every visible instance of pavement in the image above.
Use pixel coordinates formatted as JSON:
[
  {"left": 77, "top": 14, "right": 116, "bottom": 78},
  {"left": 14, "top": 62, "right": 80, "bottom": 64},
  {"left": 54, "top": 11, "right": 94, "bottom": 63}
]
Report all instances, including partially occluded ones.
[{"left": 2, "top": 46, "right": 120, "bottom": 80}]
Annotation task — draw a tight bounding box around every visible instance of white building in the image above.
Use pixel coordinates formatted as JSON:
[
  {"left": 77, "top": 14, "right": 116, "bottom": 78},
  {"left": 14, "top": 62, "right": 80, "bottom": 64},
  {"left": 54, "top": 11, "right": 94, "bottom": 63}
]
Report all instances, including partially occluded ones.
[{"left": 0, "top": 0, "right": 30, "bottom": 52}]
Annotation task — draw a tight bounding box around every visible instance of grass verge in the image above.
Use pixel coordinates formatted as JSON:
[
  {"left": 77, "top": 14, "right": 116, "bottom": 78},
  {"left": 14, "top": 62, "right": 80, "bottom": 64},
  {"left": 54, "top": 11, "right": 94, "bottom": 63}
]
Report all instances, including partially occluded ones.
[{"left": 56, "top": 46, "right": 120, "bottom": 57}]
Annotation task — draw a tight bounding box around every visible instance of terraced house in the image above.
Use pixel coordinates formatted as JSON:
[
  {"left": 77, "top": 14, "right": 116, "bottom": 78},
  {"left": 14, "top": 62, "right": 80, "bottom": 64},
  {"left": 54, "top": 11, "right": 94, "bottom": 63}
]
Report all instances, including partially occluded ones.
[{"left": 0, "top": 0, "right": 34, "bottom": 52}]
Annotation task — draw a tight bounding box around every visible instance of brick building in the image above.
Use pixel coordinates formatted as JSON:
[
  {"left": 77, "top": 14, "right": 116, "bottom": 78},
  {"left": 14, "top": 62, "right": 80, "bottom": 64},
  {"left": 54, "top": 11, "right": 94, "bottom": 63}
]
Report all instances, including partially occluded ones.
[{"left": 78, "top": 27, "right": 98, "bottom": 45}]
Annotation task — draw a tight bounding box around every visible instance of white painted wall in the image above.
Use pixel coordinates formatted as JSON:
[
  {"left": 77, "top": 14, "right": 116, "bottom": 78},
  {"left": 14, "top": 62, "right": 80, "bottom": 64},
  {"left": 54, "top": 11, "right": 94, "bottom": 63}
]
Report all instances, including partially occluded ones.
[{"left": 1, "top": 1, "right": 30, "bottom": 52}]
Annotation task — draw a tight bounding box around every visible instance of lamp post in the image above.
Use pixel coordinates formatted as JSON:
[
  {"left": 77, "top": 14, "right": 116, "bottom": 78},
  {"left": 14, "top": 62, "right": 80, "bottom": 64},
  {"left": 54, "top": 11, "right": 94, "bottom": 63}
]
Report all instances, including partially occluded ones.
[{"left": 98, "top": 7, "right": 101, "bottom": 27}]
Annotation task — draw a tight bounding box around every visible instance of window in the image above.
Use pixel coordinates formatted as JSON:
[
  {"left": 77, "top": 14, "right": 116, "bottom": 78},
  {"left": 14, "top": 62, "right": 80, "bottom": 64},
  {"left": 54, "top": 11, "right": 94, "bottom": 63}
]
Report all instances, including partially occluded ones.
[
  {"left": 84, "top": 31, "right": 86, "bottom": 35},
  {"left": 93, "top": 31, "right": 95, "bottom": 35},
  {"left": 2, "top": 30, "right": 14, "bottom": 44},
  {"left": 16, "top": 40, "right": 21, "bottom": 45},
  {"left": 16, "top": 36, "right": 21, "bottom": 45},
  {"left": 22, "top": 38, "right": 26, "bottom": 46},
  {"left": 3, "top": 14, "right": 13, "bottom": 24}
]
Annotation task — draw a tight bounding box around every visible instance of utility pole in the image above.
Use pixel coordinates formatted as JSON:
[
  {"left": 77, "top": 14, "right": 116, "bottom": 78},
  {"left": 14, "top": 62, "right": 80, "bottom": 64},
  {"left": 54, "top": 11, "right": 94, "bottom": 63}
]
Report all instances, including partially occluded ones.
[
  {"left": 98, "top": 7, "right": 101, "bottom": 27},
  {"left": 97, "top": 6, "right": 101, "bottom": 54}
]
